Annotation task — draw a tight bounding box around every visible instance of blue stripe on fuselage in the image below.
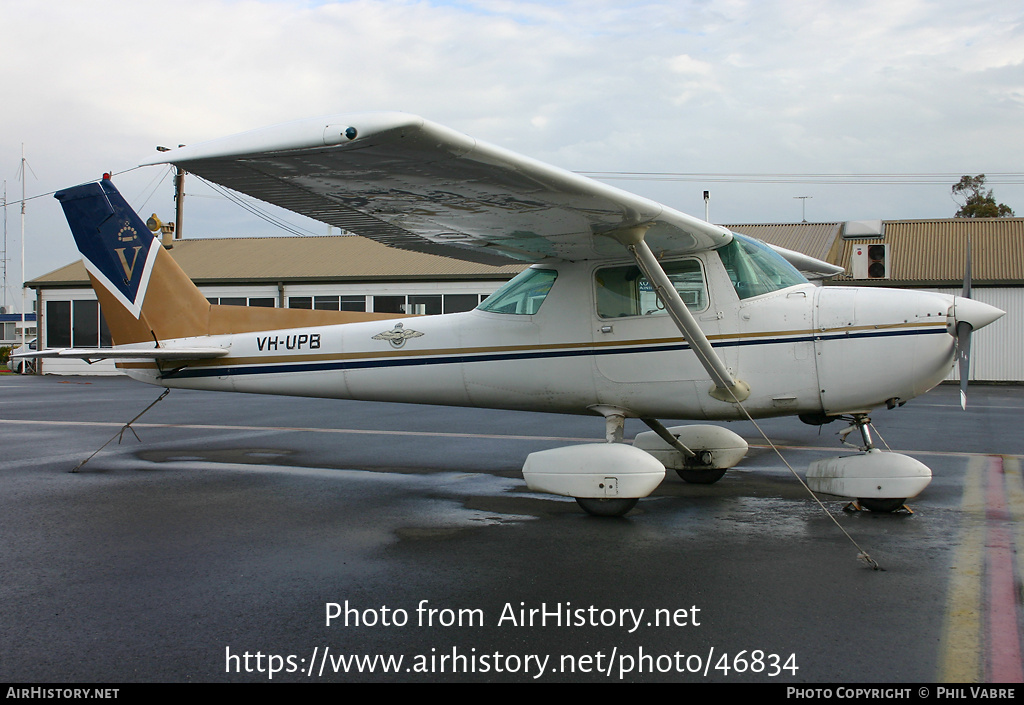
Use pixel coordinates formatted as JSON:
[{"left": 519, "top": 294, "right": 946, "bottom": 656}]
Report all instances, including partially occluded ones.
[{"left": 161, "top": 326, "right": 948, "bottom": 380}]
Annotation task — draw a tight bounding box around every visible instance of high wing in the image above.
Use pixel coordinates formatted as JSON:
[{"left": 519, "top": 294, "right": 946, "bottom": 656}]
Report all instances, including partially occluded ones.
[{"left": 142, "top": 112, "right": 733, "bottom": 264}]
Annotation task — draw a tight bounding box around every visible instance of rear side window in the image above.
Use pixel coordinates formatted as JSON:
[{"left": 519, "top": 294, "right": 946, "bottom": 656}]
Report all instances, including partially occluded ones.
[{"left": 478, "top": 268, "right": 557, "bottom": 315}]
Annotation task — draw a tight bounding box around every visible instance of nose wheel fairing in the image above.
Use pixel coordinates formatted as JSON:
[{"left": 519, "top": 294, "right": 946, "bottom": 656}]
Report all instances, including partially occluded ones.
[{"left": 806, "top": 414, "right": 931, "bottom": 511}]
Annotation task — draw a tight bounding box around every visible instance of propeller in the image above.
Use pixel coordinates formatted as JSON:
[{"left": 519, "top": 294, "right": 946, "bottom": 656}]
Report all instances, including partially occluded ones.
[
  {"left": 957, "top": 237, "right": 972, "bottom": 410},
  {"left": 952, "top": 237, "right": 1005, "bottom": 410}
]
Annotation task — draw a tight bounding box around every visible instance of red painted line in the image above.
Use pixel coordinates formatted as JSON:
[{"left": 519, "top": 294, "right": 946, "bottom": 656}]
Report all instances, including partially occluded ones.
[{"left": 986, "top": 456, "right": 1023, "bottom": 683}]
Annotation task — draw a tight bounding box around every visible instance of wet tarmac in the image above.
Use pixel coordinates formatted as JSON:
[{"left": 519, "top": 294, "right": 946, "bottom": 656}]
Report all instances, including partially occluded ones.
[{"left": 1, "top": 374, "right": 1022, "bottom": 683}]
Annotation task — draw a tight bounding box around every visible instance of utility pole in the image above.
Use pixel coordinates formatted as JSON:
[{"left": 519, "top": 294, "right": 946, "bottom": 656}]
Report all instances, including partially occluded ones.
[
  {"left": 794, "top": 196, "right": 812, "bottom": 222},
  {"left": 174, "top": 164, "right": 186, "bottom": 240},
  {"left": 157, "top": 145, "right": 187, "bottom": 239}
]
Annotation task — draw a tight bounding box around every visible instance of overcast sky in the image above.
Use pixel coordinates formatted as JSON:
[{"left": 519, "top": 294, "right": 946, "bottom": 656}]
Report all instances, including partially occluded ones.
[{"left": 1, "top": 0, "right": 1022, "bottom": 301}]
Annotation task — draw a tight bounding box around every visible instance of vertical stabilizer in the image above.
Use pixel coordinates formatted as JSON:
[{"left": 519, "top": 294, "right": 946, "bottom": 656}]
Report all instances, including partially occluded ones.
[{"left": 55, "top": 178, "right": 211, "bottom": 345}]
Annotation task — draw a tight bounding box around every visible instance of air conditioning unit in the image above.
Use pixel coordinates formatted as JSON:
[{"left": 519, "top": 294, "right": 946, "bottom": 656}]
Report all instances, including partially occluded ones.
[{"left": 850, "top": 243, "right": 890, "bottom": 279}]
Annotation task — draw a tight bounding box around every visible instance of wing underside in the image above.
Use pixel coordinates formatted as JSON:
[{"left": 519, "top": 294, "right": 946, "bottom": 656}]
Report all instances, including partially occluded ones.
[{"left": 143, "top": 112, "right": 733, "bottom": 264}]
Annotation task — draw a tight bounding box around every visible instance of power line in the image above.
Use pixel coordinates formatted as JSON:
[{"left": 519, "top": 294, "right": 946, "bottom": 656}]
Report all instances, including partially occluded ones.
[
  {"left": 577, "top": 171, "right": 1024, "bottom": 185},
  {"left": 195, "top": 176, "right": 324, "bottom": 238}
]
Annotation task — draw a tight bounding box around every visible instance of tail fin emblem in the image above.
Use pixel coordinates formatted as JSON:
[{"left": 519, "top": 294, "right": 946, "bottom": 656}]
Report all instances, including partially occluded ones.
[
  {"left": 54, "top": 180, "right": 159, "bottom": 320},
  {"left": 118, "top": 222, "right": 140, "bottom": 242}
]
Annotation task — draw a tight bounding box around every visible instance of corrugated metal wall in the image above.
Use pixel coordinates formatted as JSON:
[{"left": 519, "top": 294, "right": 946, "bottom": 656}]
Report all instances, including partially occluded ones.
[{"left": 928, "top": 287, "right": 1023, "bottom": 382}]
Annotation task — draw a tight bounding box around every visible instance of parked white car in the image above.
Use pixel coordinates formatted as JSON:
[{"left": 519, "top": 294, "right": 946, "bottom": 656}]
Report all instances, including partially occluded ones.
[{"left": 7, "top": 338, "right": 36, "bottom": 373}]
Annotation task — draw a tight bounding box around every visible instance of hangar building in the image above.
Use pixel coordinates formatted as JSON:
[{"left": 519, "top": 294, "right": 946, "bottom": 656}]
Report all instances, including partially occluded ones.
[{"left": 24, "top": 217, "right": 1024, "bottom": 381}]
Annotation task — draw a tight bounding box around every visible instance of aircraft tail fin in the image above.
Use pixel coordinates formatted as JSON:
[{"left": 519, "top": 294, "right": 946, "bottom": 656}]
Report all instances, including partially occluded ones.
[{"left": 55, "top": 177, "right": 211, "bottom": 345}]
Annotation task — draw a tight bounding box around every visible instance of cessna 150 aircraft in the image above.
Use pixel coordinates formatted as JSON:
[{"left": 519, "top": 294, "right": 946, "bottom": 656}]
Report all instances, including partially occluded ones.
[{"left": 34, "top": 112, "right": 1004, "bottom": 516}]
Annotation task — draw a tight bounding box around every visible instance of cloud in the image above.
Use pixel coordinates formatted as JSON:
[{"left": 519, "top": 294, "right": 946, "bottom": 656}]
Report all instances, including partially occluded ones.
[{"left": 1, "top": 0, "right": 1022, "bottom": 284}]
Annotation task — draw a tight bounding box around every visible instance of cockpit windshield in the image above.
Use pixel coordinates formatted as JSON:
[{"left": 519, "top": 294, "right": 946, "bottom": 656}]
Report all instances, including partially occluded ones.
[
  {"left": 717, "top": 232, "right": 807, "bottom": 300},
  {"left": 477, "top": 267, "right": 557, "bottom": 315}
]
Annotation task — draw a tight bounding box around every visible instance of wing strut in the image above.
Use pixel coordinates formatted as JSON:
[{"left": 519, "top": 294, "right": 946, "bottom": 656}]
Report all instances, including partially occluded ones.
[{"left": 614, "top": 226, "right": 751, "bottom": 403}]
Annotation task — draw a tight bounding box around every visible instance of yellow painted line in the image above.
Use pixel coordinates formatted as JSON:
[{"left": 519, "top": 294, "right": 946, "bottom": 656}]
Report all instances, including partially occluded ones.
[{"left": 938, "top": 455, "right": 986, "bottom": 682}]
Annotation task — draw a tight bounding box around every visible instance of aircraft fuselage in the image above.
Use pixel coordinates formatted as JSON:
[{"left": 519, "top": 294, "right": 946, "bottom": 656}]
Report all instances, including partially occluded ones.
[{"left": 128, "top": 252, "right": 959, "bottom": 422}]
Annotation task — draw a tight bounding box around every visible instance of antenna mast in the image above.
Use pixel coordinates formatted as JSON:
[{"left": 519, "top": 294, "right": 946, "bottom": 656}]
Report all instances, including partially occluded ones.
[
  {"left": 2, "top": 180, "right": 7, "bottom": 313},
  {"left": 793, "top": 195, "right": 812, "bottom": 222},
  {"left": 18, "top": 145, "right": 28, "bottom": 359}
]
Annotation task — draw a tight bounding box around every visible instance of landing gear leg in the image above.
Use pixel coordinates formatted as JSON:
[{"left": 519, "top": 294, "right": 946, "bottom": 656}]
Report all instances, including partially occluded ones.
[
  {"left": 840, "top": 413, "right": 876, "bottom": 451},
  {"left": 575, "top": 410, "right": 636, "bottom": 516}
]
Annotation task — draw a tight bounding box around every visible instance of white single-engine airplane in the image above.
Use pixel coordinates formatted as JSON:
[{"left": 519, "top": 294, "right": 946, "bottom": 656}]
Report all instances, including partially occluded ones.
[{"left": 34, "top": 112, "right": 1004, "bottom": 516}]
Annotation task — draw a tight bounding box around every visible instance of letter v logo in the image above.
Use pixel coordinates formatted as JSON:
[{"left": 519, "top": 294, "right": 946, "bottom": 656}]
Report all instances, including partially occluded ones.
[{"left": 115, "top": 246, "right": 143, "bottom": 282}]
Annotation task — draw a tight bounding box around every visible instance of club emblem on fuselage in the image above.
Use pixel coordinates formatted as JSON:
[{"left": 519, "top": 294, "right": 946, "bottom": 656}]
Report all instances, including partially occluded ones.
[{"left": 372, "top": 322, "right": 425, "bottom": 348}]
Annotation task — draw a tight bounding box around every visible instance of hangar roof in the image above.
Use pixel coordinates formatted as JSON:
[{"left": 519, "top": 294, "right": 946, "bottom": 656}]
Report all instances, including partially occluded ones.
[
  {"left": 29, "top": 234, "right": 526, "bottom": 288},
  {"left": 726, "top": 217, "right": 1024, "bottom": 286},
  {"left": 826, "top": 218, "right": 1024, "bottom": 286},
  {"left": 724, "top": 222, "right": 842, "bottom": 264},
  {"left": 28, "top": 217, "right": 1024, "bottom": 289}
]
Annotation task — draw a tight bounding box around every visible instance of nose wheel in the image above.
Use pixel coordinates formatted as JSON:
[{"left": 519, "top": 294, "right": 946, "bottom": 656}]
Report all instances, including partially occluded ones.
[
  {"left": 575, "top": 497, "right": 639, "bottom": 517},
  {"left": 854, "top": 497, "right": 908, "bottom": 513}
]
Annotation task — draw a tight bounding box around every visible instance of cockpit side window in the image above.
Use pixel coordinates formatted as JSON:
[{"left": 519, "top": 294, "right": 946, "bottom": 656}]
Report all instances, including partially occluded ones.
[
  {"left": 477, "top": 267, "right": 557, "bottom": 315},
  {"left": 595, "top": 259, "right": 708, "bottom": 318},
  {"left": 717, "top": 233, "right": 807, "bottom": 300}
]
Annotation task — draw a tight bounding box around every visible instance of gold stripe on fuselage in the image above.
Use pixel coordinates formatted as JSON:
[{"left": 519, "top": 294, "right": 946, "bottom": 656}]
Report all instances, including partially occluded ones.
[{"left": 117, "top": 320, "right": 948, "bottom": 371}]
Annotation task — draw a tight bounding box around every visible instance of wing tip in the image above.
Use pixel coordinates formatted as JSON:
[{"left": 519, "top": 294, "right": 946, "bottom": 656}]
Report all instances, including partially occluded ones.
[{"left": 140, "top": 111, "right": 428, "bottom": 167}]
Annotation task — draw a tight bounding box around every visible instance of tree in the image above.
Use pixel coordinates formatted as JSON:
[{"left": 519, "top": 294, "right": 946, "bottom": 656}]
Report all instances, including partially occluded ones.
[{"left": 952, "top": 174, "right": 1015, "bottom": 218}]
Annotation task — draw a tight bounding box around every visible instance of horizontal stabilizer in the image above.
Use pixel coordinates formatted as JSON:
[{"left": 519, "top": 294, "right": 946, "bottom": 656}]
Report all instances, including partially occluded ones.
[{"left": 16, "top": 347, "right": 229, "bottom": 362}]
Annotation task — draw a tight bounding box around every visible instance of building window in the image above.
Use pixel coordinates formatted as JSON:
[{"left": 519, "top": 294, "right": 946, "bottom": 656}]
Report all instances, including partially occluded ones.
[
  {"left": 314, "top": 296, "right": 340, "bottom": 310},
  {"left": 341, "top": 296, "right": 366, "bottom": 312},
  {"left": 46, "top": 301, "right": 71, "bottom": 348},
  {"left": 45, "top": 300, "right": 111, "bottom": 348},
  {"left": 208, "top": 297, "right": 277, "bottom": 307},
  {"left": 72, "top": 300, "right": 99, "bottom": 347},
  {"left": 372, "top": 296, "right": 405, "bottom": 314},
  {"left": 443, "top": 294, "right": 480, "bottom": 314},
  {"left": 407, "top": 295, "right": 442, "bottom": 315},
  {"left": 289, "top": 297, "right": 312, "bottom": 309}
]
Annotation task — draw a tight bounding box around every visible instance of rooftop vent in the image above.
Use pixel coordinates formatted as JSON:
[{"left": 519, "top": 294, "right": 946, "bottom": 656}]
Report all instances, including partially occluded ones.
[{"left": 843, "top": 220, "right": 884, "bottom": 239}]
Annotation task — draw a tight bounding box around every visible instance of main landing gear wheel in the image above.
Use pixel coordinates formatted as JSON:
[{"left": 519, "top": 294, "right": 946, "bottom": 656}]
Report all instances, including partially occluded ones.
[
  {"left": 857, "top": 498, "right": 907, "bottom": 513},
  {"left": 574, "top": 497, "right": 638, "bottom": 517},
  {"left": 675, "top": 467, "right": 727, "bottom": 484}
]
